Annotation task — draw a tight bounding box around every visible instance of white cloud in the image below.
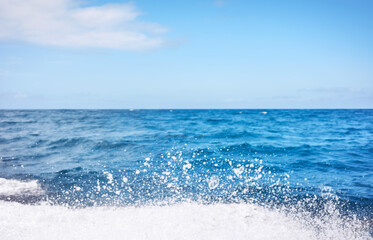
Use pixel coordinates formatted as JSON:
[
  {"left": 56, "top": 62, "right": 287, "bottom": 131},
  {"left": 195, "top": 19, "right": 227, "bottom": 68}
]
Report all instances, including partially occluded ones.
[{"left": 0, "top": 0, "right": 168, "bottom": 50}]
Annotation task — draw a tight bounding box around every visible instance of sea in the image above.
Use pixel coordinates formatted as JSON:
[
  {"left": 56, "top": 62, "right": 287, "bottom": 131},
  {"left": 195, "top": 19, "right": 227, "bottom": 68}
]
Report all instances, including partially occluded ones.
[{"left": 0, "top": 109, "right": 372, "bottom": 239}]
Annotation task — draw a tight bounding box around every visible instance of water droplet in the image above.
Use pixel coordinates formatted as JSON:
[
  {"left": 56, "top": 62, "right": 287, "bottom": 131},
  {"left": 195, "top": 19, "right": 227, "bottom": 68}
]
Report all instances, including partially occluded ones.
[
  {"left": 233, "top": 166, "right": 245, "bottom": 176},
  {"left": 207, "top": 176, "right": 219, "bottom": 189}
]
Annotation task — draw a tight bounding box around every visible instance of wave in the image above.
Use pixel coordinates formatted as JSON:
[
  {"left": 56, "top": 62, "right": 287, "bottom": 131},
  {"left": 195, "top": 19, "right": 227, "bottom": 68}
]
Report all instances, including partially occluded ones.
[
  {"left": 47, "top": 137, "right": 90, "bottom": 150},
  {"left": 219, "top": 143, "right": 316, "bottom": 155},
  {"left": 0, "top": 201, "right": 370, "bottom": 240},
  {"left": 0, "top": 178, "right": 45, "bottom": 203}
]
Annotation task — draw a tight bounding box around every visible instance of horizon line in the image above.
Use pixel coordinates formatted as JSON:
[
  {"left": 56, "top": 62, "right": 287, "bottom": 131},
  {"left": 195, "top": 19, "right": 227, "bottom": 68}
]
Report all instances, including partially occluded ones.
[{"left": 1, "top": 108, "right": 372, "bottom": 111}]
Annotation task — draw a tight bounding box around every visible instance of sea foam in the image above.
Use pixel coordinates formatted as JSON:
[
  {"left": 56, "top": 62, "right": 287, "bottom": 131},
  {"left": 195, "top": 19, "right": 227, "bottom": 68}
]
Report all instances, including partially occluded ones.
[
  {"left": 0, "top": 201, "right": 370, "bottom": 240},
  {"left": 0, "top": 178, "right": 44, "bottom": 197}
]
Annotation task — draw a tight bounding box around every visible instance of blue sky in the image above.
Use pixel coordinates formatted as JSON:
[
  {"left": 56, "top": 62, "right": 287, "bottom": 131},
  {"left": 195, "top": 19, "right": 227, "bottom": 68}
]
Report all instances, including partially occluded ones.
[{"left": 0, "top": 0, "right": 372, "bottom": 109}]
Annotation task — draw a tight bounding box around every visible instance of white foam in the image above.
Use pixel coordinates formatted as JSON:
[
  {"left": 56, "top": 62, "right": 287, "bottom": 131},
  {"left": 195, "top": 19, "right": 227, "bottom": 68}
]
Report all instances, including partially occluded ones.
[
  {"left": 0, "top": 201, "right": 369, "bottom": 240},
  {"left": 0, "top": 178, "right": 45, "bottom": 197}
]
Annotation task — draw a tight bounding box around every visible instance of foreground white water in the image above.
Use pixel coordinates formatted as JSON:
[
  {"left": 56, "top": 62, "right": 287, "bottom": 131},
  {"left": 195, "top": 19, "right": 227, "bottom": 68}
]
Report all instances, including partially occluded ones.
[{"left": 0, "top": 200, "right": 370, "bottom": 240}]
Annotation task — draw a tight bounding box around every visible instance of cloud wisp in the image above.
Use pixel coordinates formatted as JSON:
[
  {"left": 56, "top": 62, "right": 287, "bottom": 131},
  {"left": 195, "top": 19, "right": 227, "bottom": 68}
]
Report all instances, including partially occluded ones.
[{"left": 0, "top": 0, "right": 168, "bottom": 50}]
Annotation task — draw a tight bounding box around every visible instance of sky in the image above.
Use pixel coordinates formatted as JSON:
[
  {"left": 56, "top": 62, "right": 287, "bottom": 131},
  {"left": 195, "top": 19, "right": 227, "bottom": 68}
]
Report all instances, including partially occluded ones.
[{"left": 0, "top": 0, "right": 372, "bottom": 109}]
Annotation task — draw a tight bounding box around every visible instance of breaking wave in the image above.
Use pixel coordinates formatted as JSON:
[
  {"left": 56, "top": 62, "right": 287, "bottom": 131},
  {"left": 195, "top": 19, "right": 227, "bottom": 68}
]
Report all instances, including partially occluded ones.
[{"left": 0, "top": 200, "right": 371, "bottom": 240}]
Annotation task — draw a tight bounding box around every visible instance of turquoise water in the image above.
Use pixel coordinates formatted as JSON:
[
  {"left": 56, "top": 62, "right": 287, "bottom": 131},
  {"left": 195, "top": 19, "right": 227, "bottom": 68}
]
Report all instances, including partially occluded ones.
[{"left": 0, "top": 109, "right": 372, "bottom": 239}]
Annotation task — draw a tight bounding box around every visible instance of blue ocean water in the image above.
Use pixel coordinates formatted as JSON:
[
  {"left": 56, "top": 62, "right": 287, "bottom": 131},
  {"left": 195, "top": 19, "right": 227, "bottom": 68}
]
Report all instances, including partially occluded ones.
[{"left": 0, "top": 109, "right": 372, "bottom": 239}]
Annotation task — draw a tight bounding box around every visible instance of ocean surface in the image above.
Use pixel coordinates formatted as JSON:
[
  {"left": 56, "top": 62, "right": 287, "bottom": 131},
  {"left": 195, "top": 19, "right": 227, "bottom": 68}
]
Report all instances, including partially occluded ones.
[{"left": 0, "top": 109, "right": 372, "bottom": 239}]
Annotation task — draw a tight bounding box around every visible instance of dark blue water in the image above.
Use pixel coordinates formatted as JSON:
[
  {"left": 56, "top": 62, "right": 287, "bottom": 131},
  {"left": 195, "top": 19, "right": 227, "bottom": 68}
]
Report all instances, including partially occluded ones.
[{"left": 0, "top": 110, "right": 372, "bottom": 238}]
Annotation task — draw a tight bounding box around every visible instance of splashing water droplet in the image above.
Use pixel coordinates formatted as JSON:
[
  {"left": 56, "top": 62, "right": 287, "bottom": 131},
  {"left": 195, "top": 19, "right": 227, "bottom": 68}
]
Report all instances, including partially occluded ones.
[
  {"left": 183, "top": 162, "right": 192, "bottom": 170},
  {"left": 162, "top": 171, "right": 170, "bottom": 176},
  {"left": 103, "top": 171, "right": 114, "bottom": 184},
  {"left": 122, "top": 177, "right": 128, "bottom": 183},
  {"left": 233, "top": 166, "right": 245, "bottom": 177},
  {"left": 207, "top": 176, "right": 219, "bottom": 189}
]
